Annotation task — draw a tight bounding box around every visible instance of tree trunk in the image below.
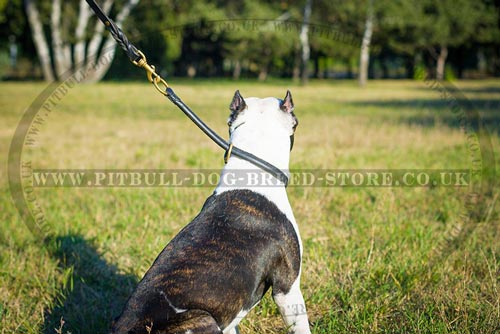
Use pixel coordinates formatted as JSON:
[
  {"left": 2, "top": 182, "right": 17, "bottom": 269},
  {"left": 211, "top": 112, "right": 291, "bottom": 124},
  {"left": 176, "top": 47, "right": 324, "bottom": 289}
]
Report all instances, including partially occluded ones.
[
  {"left": 300, "top": 0, "right": 312, "bottom": 85},
  {"left": 51, "top": 0, "right": 72, "bottom": 78},
  {"left": 74, "top": 0, "right": 92, "bottom": 71},
  {"left": 258, "top": 64, "right": 268, "bottom": 81},
  {"left": 292, "top": 41, "right": 301, "bottom": 82},
  {"left": 359, "top": 0, "right": 374, "bottom": 87},
  {"left": 313, "top": 55, "right": 320, "bottom": 78},
  {"left": 436, "top": 45, "right": 448, "bottom": 81},
  {"left": 85, "top": 0, "right": 114, "bottom": 74},
  {"left": 24, "top": 0, "right": 54, "bottom": 81},
  {"left": 85, "top": 0, "right": 140, "bottom": 83},
  {"left": 232, "top": 60, "right": 241, "bottom": 80},
  {"left": 25, "top": 0, "right": 139, "bottom": 82}
]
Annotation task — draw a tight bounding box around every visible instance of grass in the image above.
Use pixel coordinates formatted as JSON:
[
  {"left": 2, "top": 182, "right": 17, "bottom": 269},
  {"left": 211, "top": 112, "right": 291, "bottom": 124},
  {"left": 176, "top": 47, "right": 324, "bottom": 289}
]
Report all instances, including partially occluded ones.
[{"left": 0, "top": 79, "right": 499, "bottom": 333}]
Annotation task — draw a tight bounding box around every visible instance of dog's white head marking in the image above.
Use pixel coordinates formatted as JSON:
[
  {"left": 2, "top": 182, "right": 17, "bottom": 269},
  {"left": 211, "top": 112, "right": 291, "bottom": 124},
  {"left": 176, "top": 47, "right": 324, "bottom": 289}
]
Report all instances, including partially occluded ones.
[
  {"left": 217, "top": 90, "right": 298, "bottom": 192},
  {"left": 228, "top": 90, "right": 297, "bottom": 137}
]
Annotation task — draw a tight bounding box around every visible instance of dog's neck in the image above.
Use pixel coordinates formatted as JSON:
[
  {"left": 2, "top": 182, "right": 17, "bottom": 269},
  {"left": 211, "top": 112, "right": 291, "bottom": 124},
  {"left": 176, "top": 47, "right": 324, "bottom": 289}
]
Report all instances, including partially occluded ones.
[
  {"left": 228, "top": 123, "right": 291, "bottom": 170},
  {"left": 214, "top": 125, "right": 295, "bottom": 222},
  {"left": 214, "top": 126, "right": 302, "bottom": 254}
]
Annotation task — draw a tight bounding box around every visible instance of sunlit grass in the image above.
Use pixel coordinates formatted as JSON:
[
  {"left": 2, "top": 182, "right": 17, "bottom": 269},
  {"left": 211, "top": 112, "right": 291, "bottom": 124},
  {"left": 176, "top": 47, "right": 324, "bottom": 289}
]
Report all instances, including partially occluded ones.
[{"left": 0, "top": 79, "right": 499, "bottom": 333}]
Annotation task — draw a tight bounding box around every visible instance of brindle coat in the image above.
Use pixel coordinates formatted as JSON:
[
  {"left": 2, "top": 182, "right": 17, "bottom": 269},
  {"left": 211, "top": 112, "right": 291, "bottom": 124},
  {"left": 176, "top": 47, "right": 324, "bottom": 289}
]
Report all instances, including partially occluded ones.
[{"left": 112, "top": 189, "right": 301, "bottom": 334}]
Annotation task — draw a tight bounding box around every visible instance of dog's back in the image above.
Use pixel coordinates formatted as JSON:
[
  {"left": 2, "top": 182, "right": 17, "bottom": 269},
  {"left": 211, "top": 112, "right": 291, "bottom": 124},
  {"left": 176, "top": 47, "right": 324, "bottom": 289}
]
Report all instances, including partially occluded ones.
[{"left": 112, "top": 189, "right": 300, "bottom": 334}]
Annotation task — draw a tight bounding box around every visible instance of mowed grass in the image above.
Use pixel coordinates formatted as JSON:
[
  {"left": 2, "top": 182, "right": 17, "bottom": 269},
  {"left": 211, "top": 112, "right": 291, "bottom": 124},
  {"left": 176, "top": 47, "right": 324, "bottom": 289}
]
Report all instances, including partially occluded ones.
[{"left": 0, "top": 79, "right": 499, "bottom": 334}]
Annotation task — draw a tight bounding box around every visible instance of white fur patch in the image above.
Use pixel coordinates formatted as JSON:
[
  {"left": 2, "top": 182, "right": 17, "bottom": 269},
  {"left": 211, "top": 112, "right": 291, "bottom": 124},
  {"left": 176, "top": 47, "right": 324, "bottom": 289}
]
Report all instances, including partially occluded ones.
[{"left": 273, "top": 277, "right": 311, "bottom": 334}]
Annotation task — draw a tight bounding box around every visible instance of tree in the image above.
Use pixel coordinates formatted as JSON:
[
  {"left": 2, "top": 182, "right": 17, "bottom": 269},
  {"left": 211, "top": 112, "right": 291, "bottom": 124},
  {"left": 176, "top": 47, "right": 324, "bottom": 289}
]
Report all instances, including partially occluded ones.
[
  {"left": 24, "top": 0, "right": 53, "bottom": 81},
  {"left": 309, "top": 0, "right": 367, "bottom": 80},
  {"left": 381, "top": 0, "right": 493, "bottom": 80},
  {"left": 358, "top": 0, "right": 373, "bottom": 86},
  {"left": 422, "top": 0, "right": 484, "bottom": 80},
  {"left": 24, "top": 0, "right": 139, "bottom": 82},
  {"left": 222, "top": 0, "right": 295, "bottom": 80},
  {"left": 2, "top": 0, "right": 498, "bottom": 81},
  {"left": 299, "top": 0, "right": 312, "bottom": 85}
]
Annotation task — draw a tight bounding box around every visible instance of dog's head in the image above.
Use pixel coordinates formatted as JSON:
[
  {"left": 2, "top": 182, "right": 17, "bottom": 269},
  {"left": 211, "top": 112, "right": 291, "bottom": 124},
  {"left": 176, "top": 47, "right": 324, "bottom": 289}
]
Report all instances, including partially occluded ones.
[{"left": 227, "top": 90, "right": 298, "bottom": 152}]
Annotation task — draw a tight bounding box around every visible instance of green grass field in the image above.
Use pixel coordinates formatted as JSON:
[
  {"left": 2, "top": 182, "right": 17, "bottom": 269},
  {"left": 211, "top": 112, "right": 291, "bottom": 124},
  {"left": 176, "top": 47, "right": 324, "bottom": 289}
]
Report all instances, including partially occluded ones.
[{"left": 0, "top": 79, "right": 499, "bottom": 334}]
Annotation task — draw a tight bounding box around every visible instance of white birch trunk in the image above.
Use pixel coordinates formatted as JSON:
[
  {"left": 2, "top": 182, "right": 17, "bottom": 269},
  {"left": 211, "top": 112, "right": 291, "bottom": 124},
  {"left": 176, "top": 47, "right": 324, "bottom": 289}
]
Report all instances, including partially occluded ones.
[
  {"left": 300, "top": 0, "right": 312, "bottom": 85},
  {"left": 51, "top": 0, "right": 71, "bottom": 78},
  {"left": 24, "top": 0, "right": 54, "bottom": 81},
  {"left": 74, "top": 0, "right": 92, "bottom": 71},
  {"left": 85, "top": 0, "right": 140, "bottom": 83},
  {"left": 85, "top": 0, "right": 114, "bottom": 74},
  {"left": 359, "top": 0, "right": 374, "bottom": 87},
  {"left": 25, "top": 0, "right": 139, "bottom": 82}
]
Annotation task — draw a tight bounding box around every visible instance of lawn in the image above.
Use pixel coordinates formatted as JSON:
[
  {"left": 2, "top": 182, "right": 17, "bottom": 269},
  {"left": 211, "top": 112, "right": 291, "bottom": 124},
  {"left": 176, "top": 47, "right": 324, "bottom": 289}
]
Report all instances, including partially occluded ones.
[{"left": 0, "top": 79, "right": 499, "bottom": 334}]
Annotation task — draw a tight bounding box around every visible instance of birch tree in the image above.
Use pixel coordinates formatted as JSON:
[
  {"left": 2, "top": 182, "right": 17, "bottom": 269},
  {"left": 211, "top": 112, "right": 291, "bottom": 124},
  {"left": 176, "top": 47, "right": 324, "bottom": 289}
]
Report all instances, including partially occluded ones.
[
  {"left": 299, "top": 0, "right": 312, "bottom": 85},
  {"left": 24, "top": 0, "right": 54, "bottom": 81},
  {"left": 24, "top": 0, "right": 139, "bottom": 82},
  {"left": 358, "top": 0, "right": 373, "bottom": 87}
]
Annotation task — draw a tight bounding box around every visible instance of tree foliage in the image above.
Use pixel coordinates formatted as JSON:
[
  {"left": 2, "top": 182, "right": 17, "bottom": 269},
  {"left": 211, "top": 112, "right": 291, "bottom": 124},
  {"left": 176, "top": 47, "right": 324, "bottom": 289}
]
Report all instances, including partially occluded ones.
[{"left": 1, "top": 0, "right": 500, "bottom": 81}]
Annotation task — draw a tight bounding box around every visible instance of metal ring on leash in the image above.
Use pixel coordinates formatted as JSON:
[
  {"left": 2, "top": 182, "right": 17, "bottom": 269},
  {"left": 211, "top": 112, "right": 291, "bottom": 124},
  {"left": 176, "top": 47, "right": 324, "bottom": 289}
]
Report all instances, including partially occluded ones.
[{"left": 224, "top": 143, "right": 234, "bottom": 164}]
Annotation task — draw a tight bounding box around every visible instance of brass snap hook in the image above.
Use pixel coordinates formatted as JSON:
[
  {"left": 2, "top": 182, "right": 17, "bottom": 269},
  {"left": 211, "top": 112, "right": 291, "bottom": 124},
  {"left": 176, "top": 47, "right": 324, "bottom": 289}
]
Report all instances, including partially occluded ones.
[{"left": 132, "top": 50, "right": 169, "bottom": 96}]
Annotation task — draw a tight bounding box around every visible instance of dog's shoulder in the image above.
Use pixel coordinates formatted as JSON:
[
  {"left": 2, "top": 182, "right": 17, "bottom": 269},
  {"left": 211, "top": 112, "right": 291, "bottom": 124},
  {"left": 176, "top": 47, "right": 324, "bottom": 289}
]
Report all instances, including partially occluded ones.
[{"left": 196, "top": 189, "right": 297, "bottom": 238}]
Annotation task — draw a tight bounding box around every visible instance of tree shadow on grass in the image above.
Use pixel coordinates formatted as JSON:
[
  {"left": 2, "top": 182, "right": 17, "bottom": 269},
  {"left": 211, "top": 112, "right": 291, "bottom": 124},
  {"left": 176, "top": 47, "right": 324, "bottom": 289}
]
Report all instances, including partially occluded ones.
[
  {"left": 351, "top": 97, "right": 500, "bottom": 133},
  {"left": 414, "top": 85, "right": 500, "bottom": 95},
  {"left": 42, "top": 234, "right": 138, "bottom": 334}
]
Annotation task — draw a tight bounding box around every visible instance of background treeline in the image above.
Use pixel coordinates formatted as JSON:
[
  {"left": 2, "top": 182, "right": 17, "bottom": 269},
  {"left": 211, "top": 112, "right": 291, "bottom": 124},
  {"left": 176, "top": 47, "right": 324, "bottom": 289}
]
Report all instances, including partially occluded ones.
[{"left": 0, "top": 0, "right": 499, "bottom": 82}]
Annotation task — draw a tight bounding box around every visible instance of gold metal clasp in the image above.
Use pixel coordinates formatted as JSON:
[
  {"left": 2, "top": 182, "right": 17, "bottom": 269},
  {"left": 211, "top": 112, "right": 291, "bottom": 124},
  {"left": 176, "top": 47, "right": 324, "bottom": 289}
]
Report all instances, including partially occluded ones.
[
  {"left": 131, "top": 50, "right": 148, "bottom": 69},
  {"left": 152, "top": 75, "right": 169, "bottom": 96},
  {"left": 132, "top": 50, "right": 169, "bottom": 96}
]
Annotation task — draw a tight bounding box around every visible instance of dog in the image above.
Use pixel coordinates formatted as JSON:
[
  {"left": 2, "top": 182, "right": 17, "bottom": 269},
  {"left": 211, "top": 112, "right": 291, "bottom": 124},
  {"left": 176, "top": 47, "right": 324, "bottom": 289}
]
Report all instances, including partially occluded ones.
[{"left": 111, "top": 90, "right": 311, "bottom": 334}]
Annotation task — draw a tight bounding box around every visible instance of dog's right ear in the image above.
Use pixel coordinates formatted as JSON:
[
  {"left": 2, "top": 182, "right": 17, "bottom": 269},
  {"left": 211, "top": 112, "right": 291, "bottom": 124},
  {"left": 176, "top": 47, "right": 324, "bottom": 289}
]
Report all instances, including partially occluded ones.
[
  {"left": 230, "top": 90, "right": 246, "bottom": 113},
  {"left": 280, "top": 90, "right": 294, "bottom": 113},
  {"left": 228, "top": 90, "right": 246, "bottom": 126}
]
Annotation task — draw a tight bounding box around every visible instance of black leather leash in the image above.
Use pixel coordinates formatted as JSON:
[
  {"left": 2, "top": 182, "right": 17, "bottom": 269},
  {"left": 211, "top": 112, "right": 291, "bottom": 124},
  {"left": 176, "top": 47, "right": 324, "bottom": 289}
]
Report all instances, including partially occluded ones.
[{"left": 85, "top": 0, "right": 289, "bottom": 186}]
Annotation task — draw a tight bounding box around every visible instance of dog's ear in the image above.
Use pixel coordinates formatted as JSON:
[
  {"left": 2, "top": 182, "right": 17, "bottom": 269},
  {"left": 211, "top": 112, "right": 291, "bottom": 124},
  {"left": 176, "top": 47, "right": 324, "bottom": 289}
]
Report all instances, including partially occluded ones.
[
  {"left": 229, "top": 90, "right": 246, "bottom": 113},
  {"left": 228, "top": 90, "right": 246, "bottom": 127},
  {"left": 280, "top": 90, "right": 294, "bottom": 113}
]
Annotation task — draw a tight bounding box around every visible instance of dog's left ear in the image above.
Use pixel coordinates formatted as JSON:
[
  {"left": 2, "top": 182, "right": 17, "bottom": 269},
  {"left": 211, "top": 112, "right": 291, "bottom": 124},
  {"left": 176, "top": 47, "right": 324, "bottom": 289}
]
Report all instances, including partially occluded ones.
[
  {"left": 228, "top": 90, "right": 246, "bottom": 127},
  {"left": 280, "top": 90, "right": 294, "bottom": 113},
  {"left": 230, "top": 90, "right": 246, "bottom": 113}
]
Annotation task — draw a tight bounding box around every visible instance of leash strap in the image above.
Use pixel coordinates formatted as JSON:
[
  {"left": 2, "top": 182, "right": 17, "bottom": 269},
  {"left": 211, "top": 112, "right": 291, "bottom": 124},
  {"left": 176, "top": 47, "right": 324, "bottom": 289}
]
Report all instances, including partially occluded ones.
[
  {"left": 166, "top": 88, "right": 289, "bottom": 185},
  {"left": 85, "top": 0, "right": 289, "bottom": 186},
  {"left": 85, "top": 0, "right": 141, "bottom": 63}
]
